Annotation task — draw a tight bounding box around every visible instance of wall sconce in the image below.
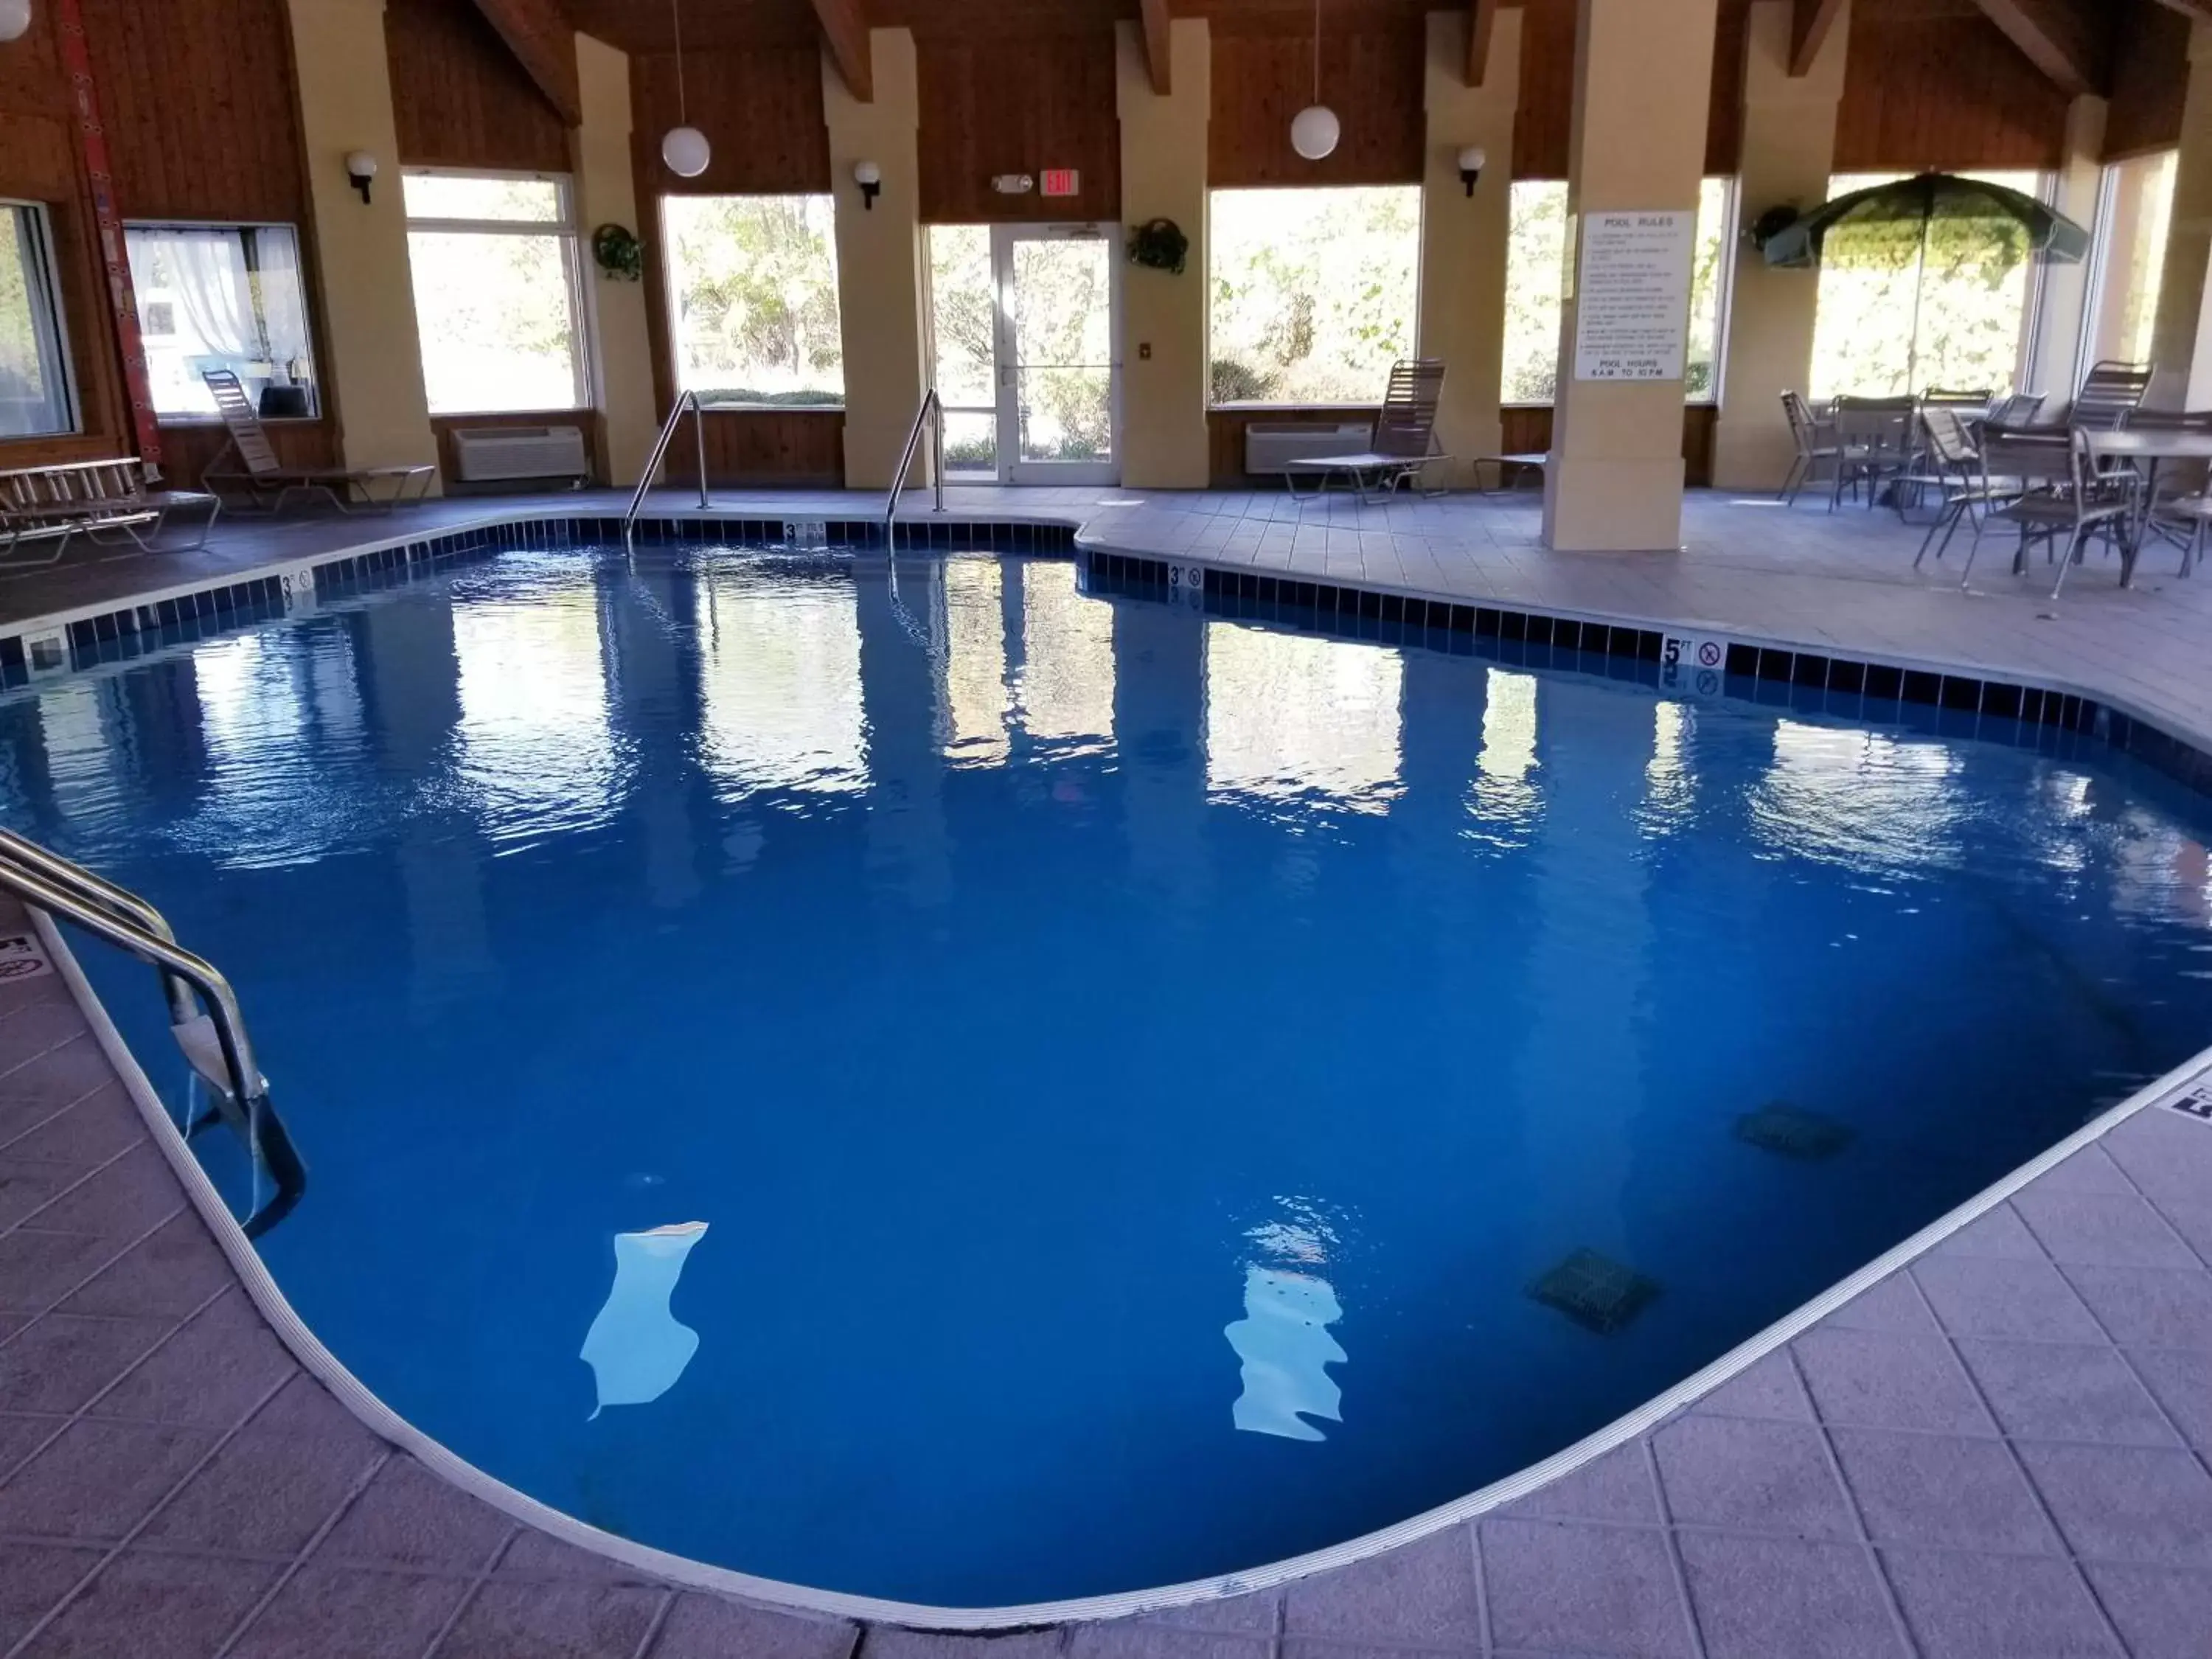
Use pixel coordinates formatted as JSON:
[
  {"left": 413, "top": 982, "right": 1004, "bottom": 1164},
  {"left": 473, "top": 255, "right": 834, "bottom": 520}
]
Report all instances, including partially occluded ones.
[
  {"left": 854, "top": 160, "right": 882, "bottom": 211},
  {"left": 1457, "top": 146, "right": 1486, "bottom": 198},
  {"left": 344, "top": 150, "right": 378, "bottom": 206}
]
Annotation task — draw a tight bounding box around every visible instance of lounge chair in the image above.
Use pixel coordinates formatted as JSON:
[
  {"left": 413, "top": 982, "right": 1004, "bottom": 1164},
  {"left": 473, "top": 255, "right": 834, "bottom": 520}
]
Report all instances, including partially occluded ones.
[
  {"left": 1284, "top": 360, "right": 1449, "bottom": 501},
  {"left": 0, "top": 458, "right": 219, "bottom": 554},
  {"left": 199, "top": 369, "right": 435, "bottom": 514}
]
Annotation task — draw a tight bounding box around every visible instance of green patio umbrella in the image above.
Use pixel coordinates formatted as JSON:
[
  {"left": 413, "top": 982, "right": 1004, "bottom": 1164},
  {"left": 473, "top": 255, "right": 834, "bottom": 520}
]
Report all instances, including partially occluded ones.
[{"left": 1758, "top": 172, "right": 2091, "bottom": 270}]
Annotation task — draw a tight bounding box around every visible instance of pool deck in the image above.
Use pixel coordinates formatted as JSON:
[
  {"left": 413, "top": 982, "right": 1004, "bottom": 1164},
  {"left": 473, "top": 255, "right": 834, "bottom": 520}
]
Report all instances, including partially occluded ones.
[{"left": 8, "top": 484, "right": 2212, "bottom": 1656}]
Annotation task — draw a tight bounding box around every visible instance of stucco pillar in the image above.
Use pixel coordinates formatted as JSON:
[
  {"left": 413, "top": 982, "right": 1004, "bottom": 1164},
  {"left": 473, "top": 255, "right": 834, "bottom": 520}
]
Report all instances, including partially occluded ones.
[
  {"left": 1417, "top": 8, "right": 1520, "bottom": 487},
  {"left": 573, "top": 33, "right": 658, "bottom": 487},
  {"left": 285, "top": 0, "right": 439, "bottom": 485},
  {"left": 2149, "top": 24, "right": 2212, "bottom": 408},
  {"left": 1711, "top": 0, "right": 1846, "bottom": 493},
  {"left": 2028, "top": 95, "right": 2107, "bottom": 406},
  {"left": 824, "top": 29, "right": 926, "bottom": 490},
  {"left": 1116, "top": 18, "right": 1211, "bottom": 490},
  {"left": 1542, "top": 0, "right": 1719, "bottom": 552}
]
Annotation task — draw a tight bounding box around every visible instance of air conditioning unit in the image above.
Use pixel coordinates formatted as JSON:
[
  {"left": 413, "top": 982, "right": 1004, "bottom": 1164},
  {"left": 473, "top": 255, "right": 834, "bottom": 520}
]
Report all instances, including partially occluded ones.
[
  {"left": 1245, "top": 422, "right": 1373, "bottom": 474},
  {"left": 451, "top": 425, "right": 589, "bottom": 485}
]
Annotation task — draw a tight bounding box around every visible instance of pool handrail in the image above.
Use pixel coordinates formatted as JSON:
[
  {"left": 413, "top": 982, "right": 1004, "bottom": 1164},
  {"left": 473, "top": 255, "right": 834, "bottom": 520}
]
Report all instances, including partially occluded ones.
[
  {"left": 624, "top": 389, "right": 713, "bottom": 543},
  {"left": 883, "top": 388, "right": 947, "bottom": 545},
  {"left": 0, "top": 829, "right": 305, "bottom": 1236}
]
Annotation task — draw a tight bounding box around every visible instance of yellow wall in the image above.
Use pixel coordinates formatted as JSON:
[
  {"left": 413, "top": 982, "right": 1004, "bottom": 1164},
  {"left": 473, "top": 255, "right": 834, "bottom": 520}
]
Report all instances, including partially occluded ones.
[
  {"left": 574, "top": 32, "right": 659, "bottom": 487},
  {"left": 1116, "top": 18, "right": 1211, "bottom": 490},
  {"left": 1419, "top": 7, "right": 1521, "bottom": 486},
  {"left": 2152, "top": 24, "right": 2212, "bottom": 409},
  {"left": 285, "top": 0, "right": 439, "bottom": 485},
  {"left": 1711, "top": 0, "right": 1847, "bottom": 492},
  {"left": 1543, "top": 0, "right": 1719, "bottom": 551},
  {"left": 824, "top": 29, "right": 928, "bottom": 490}
]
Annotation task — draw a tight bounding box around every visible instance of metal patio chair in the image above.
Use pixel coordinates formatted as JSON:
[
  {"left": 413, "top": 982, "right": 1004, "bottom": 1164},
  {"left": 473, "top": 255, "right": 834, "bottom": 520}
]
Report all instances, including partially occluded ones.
[
  {"left": 1284, "top": 360, "right": 1450, "bottom": 502},
  {"left": 1968, "top": 425, "right": 2140, "bottom": 598},
  {"left": 1829, "top": 394, "right": 1917, "bottom": 510},
  {"left": 1779, "top": 391, "right": 1844, "bottom": 505}
]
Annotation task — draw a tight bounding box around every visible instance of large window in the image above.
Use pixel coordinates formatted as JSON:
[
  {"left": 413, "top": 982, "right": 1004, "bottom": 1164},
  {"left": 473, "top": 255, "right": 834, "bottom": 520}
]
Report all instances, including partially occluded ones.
[
  {"left": 0, "top": 203, "right": 74, "bottom": 437},
  {"left": 125, "top": 223, "right": 316, "bottom": 419},
  {"left": 1809, "top": 170, "right": 2044, "bottom": 400},
  {"left": 1501, "top": 178, "right": 1733, "bottom": 404},
  {"left": 1208, "top": 187, "right": 1420, "bottom": 405},
  {"left": 2087, "top": 150, "right": 2176, "bottom": 375},
  {"left": 663, "top": 195, "right": 843, "bottom": 406},
  {"left": 404, "top": 172, "right": 586, "bottom": 415}
]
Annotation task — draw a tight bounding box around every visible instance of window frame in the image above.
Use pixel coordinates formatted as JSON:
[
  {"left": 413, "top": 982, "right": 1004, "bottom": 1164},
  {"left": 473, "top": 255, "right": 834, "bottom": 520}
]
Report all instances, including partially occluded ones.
[
  {"left": 658, "top": 192, "right": 847, "bottom": 411},
  {"left": 402, "top": 165, "right": 592, "bottom": 417},
  {"left": 1205, "top": 183, "right": 1427, "bottom": 411},
  {"left": 0, "top": 198, "right": 80, "bottom": 440},
  {"left": 123, "top": 217, "right": 321, "bottom": 424}
]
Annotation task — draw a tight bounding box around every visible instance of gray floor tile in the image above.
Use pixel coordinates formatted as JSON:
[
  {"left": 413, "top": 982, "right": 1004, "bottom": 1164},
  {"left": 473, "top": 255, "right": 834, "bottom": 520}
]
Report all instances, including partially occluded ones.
[
  {"left": 1649, "top": 1415, "right": 1854, "bottom": 1537},
  {"left": 1880, "top": 1549, "right": 2121, "bottom": 1659},
  {"left": 1281, "top": 1527, "right": 1481, "bottom": 1646},
  {"left": 2015, "top": 1441, "right": 2212, "bottom": 1567},
  {"left": 1479, "top": 1517, "right": 1695, "bottom": 1658},
  {"left": 1829, "top": 1429, "right": 2061, "bottom": 1554},
  {"left": 1791, "top": 1326, "right": 1997, "bottom": 1436},
  {"left": 1674, "top": 1532, "right": 1905, "bottom": 1659},
  {"left": 1954, "top": 1339, "right": 2179, "bottom": 1446}
]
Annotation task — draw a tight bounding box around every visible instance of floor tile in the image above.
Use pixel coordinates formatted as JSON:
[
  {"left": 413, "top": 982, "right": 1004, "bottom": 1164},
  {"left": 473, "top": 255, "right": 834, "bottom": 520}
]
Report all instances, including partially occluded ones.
[
  {"left": 0, "top": 1312, "right": 176, "bottom": 1414},
  {"left": 225, "top": 1562, "right": 473, "bottom": 1659},
  {"left": 0, "top": 1537, "right": 104, "bottom": 1651},
  {"left": 1818, "top": 1273, "right": 1940, "bottom": 1335},
  {"left": 1495, "top": 1441, "right": 1659, "bottom": 1526},
  {"left": 1282, "top": 1526, "right": 1481, "bottom": 1646},
  {"left": 1829, "top": 1428, "right": 2059, "bottom": 1554},
  {"left": 1479, "top": 1517, "right": 1694, "bottom": 1658},
  {"left": 14, "top": 1545, "right": 279, "bottom": 1659},
  {"left": 58, "top": 1212, "right": 234, "bottom": 1319},
  {"left": 2064, "top": 1264, "right": 2212, "bottom": 1350},
  {"left": 434, "top": 1578, "right": 667, "bottom": 1659},
  {"left": 1910, "top": 1256, "right": 2107, "bottom": 1343},
  {"left": 1674, "top": 1532, "right": 1903, "bottom": 1659},
  {"left": 1791, "top": 1326, "right": 1995, "bottom": 1435},
  {"left": 647, "top": 1593, "right": 857, "bottom": 1659},
  {"left": 1881, "top": 1549, "right": 2120, "bottom": 1659},
  {"left": 1649, "top": 1415, "right": 1854, "bottom": 1538},
  {"left": 2084, "top": 1561, "right": 2212, "bottom": 1659},
  {"left": 0, "top": 1417, "right": 216, "bottom": 1542},
  {"left": 2014, "top": 1189, "right": 2201, "bottom": 1271},
  {"left": 2014, "top": 1441, "right": 2212, "bottom": 1567},
  {"left": 314, "top": 1455, "right": 512, "bottom": 1573},
  {"left": 1686, "top": 1349, "right": 1812, "bottom": 1422},
  {"left": 88, "top": 1290, "right": 298, "bottom": 1430},
  {"left": 1954, "top": 1339, "right": 2178, "bottom": 1445}
]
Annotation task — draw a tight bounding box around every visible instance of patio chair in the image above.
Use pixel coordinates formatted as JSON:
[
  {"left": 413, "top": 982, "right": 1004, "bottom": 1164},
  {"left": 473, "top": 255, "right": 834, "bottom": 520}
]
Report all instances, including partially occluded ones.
[
  {"left": 2062, "top": 360, "right": 2154, "bottom": 431},
  {"left": 0, "top": 458, "right": 219, "bottom": 552},
  {"left": 1284, "top": 360, "right": 1449, "bottom": 501},
  {"left": 1967, "top": 425, "right": 2140, "bottom": 599},
  {"left": 1910, "top": 407, "right": 2017, "bottom": 568},
  {"left": 1985, "top": 392, "right": 2045, "bottom": 429},
  {"left": 199, "top": 369, "right": 435, "bottom": 515},
  {"left": 2124, "top": 408, "right": 2212, "bottom": 561},
  {"left": 1779, "top": 391, "right": 1843, "bottom": 505},
  {"left": 1829, "top": 394, "right": 1917, "bottom": 510}
]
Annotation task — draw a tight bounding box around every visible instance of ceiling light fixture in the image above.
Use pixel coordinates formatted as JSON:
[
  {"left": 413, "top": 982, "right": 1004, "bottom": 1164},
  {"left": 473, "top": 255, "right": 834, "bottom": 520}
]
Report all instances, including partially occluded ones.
[
  {"left": 0, "top": 0, "right": 30, "bottom": 44},
  {"left": 1290, "top": 0, "right": 1339, "bottom": 161},
  {"left": 661, "top": 0, "right": 710, "bottom": 178}
]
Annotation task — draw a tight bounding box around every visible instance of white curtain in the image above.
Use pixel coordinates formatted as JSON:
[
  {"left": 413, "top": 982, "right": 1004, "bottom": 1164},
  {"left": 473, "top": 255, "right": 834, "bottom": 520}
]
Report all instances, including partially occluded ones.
[
  {"left": 131, "top": 227, "right": 265, "bottom": 360},
  {"left": 250, "top": 228, "right": 309, "bottom": 371}
]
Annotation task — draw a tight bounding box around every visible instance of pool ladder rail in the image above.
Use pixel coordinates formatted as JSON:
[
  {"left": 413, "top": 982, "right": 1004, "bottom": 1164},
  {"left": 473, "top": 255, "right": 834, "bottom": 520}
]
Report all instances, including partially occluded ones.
[
  {"left": 0, "top": 829, "right": 305, "bottom": 1238},
  {"left": 622, "top": 389, "right": 713, "bottom": 545}
]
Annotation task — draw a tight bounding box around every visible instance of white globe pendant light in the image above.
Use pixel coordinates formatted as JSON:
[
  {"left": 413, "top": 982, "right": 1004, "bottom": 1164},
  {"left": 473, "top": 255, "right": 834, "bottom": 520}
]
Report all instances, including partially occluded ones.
[
  {"left": 0, "top": 0, "right": 32, "bottom": 44},
  {"left": 1291, "top": 105, "right": 1340, "bottom": 162},
  {"left": 1290, "top": 0, "right": 1338, "bottom": 161},
  {"left": 662, "top": 127, "right": 711, "bottom": 178},
  {"left": 661, "top": 0, "right": 711, "bottom": 178}
]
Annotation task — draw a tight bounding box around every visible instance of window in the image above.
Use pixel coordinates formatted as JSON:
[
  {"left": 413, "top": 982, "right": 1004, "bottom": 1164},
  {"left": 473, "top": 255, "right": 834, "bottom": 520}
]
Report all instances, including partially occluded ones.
[
  {"left": 403, "top": 171, "right": 587, "bottom": 415},
  {"left": 1208, "top": 187, "right": 1420, "bottom": 405},
  {"left": 2086, "top": 150, "right": 2176, "bottom": 375},
  {"left": 125, "top": 223, "right": 316, "bottom": 420},
  {"left": 663, "top": 195, "right": 843, "bottom": 406},
  {"left": 1809, "top": 170, "right": 2044, "bottom": 400},
  {"left": 928, "top": 225, "right": 998, "bottom": 473},
  {"left": 0, "top": 203, "right": 74, "bottom": 437},
  {"left": 1501, "top": 178, "right": 1734, "bottom": 404}
]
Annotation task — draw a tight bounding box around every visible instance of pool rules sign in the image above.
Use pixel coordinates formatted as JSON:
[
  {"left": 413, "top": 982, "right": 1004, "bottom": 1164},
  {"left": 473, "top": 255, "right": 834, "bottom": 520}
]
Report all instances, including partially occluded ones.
[{"left": 1571, "top": 210, "right": 1695, "bottom": 383}]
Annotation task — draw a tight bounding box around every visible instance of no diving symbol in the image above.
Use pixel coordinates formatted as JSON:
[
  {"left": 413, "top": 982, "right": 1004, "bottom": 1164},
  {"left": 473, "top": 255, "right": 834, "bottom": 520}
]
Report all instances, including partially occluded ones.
[{"left": 1696, "top": 641, "right": 1723, "bottom": 669}]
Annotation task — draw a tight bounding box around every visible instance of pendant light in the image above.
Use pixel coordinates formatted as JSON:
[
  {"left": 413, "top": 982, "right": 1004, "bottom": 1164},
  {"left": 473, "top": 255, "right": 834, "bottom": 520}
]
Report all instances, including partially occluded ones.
[
  {"left": 1290, "top": 0, "right": 1339, "bottom": 161},
  {"left": 0, "top": 0, "right": 31, "bottom": 43},
  {"left": 660, "top": 0, "right": 710, "bottom": 178}
]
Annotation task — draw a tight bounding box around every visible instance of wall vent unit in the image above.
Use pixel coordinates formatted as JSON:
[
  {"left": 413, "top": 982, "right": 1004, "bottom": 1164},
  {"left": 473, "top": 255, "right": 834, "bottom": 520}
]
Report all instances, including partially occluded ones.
[
  {"left": 1244, "top": 422, "right": 1373, "bottom": 474},
  {"left": 451, "top": 425, "right": 589, "bottom": 485}
]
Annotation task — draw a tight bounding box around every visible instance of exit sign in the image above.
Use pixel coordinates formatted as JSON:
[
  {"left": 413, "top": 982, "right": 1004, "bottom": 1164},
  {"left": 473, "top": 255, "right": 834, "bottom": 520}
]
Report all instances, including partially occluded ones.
[{"left": 1040, "top": 168, "right": 1081, "bottom": 198}]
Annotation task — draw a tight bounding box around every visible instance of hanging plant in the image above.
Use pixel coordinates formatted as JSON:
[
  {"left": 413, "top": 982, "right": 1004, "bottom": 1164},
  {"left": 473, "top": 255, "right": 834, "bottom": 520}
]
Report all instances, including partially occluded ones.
[
  {"left": 592, "top": 223, "right": 644, "bottom": 282},
  {"left": 1128, "top": 218, "right": 1189, "bottom": 276}
]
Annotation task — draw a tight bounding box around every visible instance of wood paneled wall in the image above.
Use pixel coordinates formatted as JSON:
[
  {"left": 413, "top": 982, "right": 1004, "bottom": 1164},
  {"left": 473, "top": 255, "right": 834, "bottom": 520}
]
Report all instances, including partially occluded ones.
[
  {"left": 388, "top": 0, "right": 571, "bottom": 173},
  {"left": 630, "top": 46, "right": 830, "bottom": 195},
  {"left": 1500, "top": 404, "right": 1717, "bottom": 487},
  {"left": 918, "top": 33, "right": 1122, "bottom": 220},
  {"left": 1208, "top": 19, "right": 1426, "bottom": 187},
  {"left": 1204, "top": 404, "right": 1718, "bottom": 489},
  {"left": 1514, "top": 0, "right": 1750, "bottom": 181},
  {"left": 660, "top": 410, "right": 846, "bottom": 487},
  {"left": 2105, "top": 3, "right": 2190, "bottom": 163},
  {"left": 1835, "top": 10, "right": 2071, "bottom": 173}
]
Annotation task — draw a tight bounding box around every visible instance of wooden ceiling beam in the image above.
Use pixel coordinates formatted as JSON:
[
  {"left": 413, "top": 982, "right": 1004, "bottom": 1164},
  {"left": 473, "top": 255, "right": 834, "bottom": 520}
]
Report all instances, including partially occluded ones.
[
  {"left": 467, "top": 0, "right": 581, "bottom": 125},
  {"left": 2152, "top": 0, "right": 2212, "bottom": 26},
  {"left": 810, "top": 0, "right": 874, "bottom": 101},
  {"left": 1789, "top": 0, "right": 1846, "bottom": 76},
  {"left": 1968, "top": 0, "right": 2107, "bottom": 98},
  {"left": 1465, "top": 0, "right": 1498, "bottom": 87},
  {"left": 1140, "top": 0, "right": 1174, "bottom": 93}
]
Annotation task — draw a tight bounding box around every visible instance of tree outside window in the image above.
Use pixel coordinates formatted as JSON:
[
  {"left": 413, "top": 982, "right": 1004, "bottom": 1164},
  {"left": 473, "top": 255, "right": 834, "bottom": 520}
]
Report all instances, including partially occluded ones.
[
  {"left": 404, "top": 172, "right": 585, "bottom": 416},
  {"left": 664, "top": 195, "right": 843, "bottom": 406}
]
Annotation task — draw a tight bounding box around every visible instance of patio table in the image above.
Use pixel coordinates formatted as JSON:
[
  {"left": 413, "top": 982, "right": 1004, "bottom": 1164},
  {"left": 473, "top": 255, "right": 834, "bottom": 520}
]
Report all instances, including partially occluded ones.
[{"left": 2079, "top": 428, "right": 2212, "bottom": 585}]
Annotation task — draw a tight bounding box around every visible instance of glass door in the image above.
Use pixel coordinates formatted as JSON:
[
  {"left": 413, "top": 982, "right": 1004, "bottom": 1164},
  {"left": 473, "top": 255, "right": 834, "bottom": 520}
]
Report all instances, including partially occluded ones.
[
  {"left": 926, "top": 223, "right": 1121, "bottom": 486},
  {"left": 997, "top": 223, "right": 1119, "bottom": 485}
]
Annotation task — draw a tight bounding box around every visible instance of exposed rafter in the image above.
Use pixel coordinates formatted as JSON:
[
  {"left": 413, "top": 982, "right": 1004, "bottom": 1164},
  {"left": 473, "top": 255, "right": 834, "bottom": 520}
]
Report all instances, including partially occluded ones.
[
  {"left": 2151, "top": 0, "right": 2212, "bottom": 23},
  {"left": 1789, "top": 0, "right": 1846, "bottom": 76},
  {"left": 467, "top": 0, "right": 581, "bottom": 125},
  {"left": 1466, "top": 0, "right": 1498, "bottom": 88},
  {"left": 1140, "top": 0, "right": 1174, "bottom": 94},
  {"left": 1969, "top": 0, "right": 2107, "bottom": 97},
  {"left": 810, "top": 0, "right": 874, "bottom": 102}
]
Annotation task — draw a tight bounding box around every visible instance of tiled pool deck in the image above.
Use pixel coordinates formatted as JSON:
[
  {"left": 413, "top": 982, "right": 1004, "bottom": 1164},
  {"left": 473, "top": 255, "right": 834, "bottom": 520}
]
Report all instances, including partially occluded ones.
[{"left": 7, "top": 484, "right": 2212, "bottom": 1656}]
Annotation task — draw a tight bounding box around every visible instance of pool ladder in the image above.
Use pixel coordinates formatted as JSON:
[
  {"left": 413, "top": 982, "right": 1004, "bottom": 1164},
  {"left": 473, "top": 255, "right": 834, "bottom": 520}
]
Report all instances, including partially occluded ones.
[
  {"left": 883, "top": 389, "right": 947, "bottom": 546},
  {"left": 622, "top": 389, "right": 714, "bottom": 546},
  {"left": 0, "top": 829, "right": 305, "bottom": 1237}
]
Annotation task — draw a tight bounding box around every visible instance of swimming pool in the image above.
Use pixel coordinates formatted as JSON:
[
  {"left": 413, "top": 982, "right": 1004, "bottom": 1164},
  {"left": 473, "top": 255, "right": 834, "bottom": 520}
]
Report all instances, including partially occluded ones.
[{"left": 13, "top": 541, "right": 2212, "bottom": 1608}]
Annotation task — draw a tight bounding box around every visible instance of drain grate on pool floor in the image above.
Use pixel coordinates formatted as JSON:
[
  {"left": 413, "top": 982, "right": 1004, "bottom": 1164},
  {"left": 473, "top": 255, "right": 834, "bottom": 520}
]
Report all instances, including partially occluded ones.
[
  {"left": 1527, "top": 1248, "right": 1661, "bottom": 1336},
  {"left": 1734, "top": 1101, "right": 1856, "bottom": 1161}
]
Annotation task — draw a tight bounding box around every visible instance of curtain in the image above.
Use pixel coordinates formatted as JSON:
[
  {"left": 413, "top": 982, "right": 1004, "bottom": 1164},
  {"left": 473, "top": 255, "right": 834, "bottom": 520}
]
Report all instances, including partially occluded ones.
[
  {"left": 132, "top": 228, "right": 264, "bottom": 361},
  {"left": 249, "top": 228, "right": 309, "bottom": 372}
]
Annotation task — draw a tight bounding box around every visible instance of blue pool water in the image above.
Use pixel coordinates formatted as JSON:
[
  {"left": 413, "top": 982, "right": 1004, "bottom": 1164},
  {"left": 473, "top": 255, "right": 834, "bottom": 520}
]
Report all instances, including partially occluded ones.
[{"left": 13, "top": 543, "right": 2212, "bottom": 1607}]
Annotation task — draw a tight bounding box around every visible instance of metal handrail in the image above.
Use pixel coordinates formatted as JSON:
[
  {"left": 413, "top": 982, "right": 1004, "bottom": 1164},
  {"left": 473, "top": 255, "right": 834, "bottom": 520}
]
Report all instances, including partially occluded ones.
[
  {"left": 624, "top": 389, "right": 712, "bottom": 543},
  {"left": 0, "top": 832, "right": 304, "bottom": 1237},
  {"left": 883, "top": 388, "right": 947, "bottom": 545}
]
